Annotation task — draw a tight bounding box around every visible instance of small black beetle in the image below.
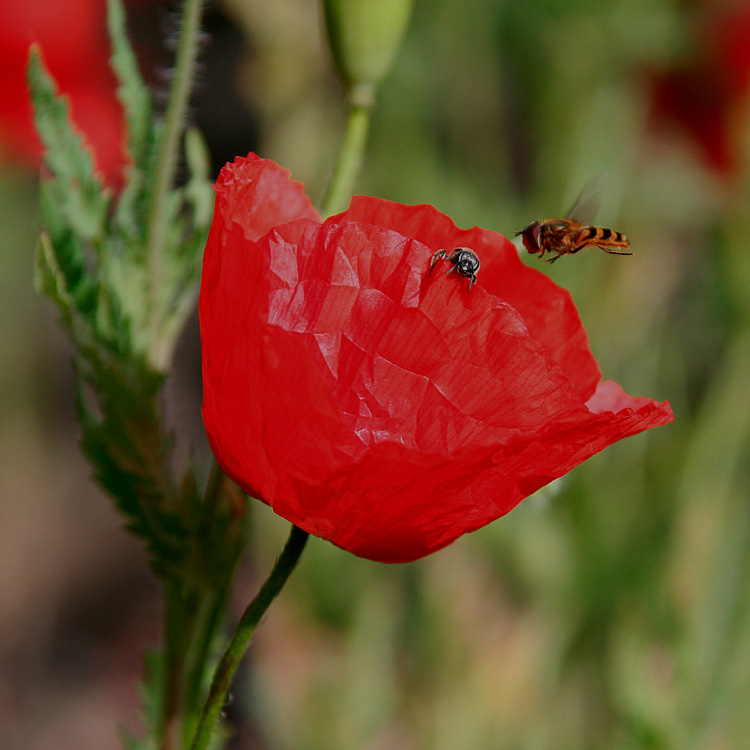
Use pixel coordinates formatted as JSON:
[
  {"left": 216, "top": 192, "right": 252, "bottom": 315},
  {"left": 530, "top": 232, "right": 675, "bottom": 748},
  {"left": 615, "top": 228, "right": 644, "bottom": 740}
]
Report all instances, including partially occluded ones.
[{"left": 429, "top": 247, "right": 480, "bottom": 289}]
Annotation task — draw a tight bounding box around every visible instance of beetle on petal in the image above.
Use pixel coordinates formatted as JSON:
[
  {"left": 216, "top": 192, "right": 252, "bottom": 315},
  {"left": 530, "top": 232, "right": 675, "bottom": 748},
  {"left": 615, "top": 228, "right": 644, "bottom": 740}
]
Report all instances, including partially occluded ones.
[{"left": 429, "top": 247, "right": 480, "bottom": 288}]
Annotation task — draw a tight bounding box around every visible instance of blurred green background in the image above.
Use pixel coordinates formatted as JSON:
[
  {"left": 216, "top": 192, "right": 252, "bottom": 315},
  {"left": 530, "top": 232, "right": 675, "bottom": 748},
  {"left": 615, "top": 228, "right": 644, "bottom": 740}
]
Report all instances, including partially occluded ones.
[{"left": 2, "top": 0, "right": 749, "bottom": 748}]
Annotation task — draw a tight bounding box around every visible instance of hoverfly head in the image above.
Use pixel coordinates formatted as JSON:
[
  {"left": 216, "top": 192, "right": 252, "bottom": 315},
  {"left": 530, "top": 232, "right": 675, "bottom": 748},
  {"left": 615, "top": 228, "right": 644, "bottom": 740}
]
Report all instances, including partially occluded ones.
[{"left": 515, "top": 221, "right": 542, "bottom": 254}]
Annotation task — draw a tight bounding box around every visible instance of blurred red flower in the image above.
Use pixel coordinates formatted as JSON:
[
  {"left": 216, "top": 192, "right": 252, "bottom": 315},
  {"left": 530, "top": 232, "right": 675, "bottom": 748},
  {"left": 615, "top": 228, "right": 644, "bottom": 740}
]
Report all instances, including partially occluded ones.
[
  {"left": 651, "top": 2, "right": 750, "bottom": 176},
  {"left": 0, "top": 0, "right": 126, "bottom": 181},
  {"left": 200, "top": 154, "right": 674, "bottom": 563}
]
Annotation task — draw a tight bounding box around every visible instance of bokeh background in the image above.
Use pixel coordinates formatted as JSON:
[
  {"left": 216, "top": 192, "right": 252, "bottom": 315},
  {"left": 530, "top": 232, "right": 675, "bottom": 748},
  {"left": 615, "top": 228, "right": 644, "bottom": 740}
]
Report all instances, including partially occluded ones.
[{"left": 2, "top": 0, "right": 749, "bottom": 747}]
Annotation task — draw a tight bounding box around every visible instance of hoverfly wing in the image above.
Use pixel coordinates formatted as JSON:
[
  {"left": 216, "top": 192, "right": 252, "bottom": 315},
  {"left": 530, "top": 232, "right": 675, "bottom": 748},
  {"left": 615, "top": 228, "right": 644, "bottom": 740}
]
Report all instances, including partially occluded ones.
[{"left": 564, "top": 171, "right": 605, "bottom": 225}]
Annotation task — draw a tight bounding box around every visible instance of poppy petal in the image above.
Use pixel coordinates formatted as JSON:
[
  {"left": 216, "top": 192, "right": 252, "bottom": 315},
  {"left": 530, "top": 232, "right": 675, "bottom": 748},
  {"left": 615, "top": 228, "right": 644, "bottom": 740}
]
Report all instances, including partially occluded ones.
[{"left": 213, "top": 152, "right": 320, "bottom": 243}]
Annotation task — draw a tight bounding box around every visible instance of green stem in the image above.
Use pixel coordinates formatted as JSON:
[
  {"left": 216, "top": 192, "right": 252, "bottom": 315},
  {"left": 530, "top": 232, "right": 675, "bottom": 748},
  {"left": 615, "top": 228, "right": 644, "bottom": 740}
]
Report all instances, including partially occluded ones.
[
  {"left": 187, "top": 525, "right": 310, "bottom": 750},
  {"left": 159, "top": 581, "right": 191, "bottom": 750},
  {"left": 202, "top": 460, "right": 225, "bottom": 520},
  {"left": 320, "top": 85, "right": 375, "bottom": 217},
  {"left": 180, "top": 590, "right": 225, "bottom": 748},
  {"left": 181, "top": 465, "right": 245, "bottom": 747},
  {"left": 145, "top": 0, "right": 204, "bottom": 368}
]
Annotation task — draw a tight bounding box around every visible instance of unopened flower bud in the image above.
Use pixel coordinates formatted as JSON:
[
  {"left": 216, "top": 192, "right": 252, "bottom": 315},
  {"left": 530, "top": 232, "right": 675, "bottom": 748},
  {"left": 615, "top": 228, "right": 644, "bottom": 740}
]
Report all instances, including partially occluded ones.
[{"left": 322, "top": 0, "right": 415, "bottom": 95}]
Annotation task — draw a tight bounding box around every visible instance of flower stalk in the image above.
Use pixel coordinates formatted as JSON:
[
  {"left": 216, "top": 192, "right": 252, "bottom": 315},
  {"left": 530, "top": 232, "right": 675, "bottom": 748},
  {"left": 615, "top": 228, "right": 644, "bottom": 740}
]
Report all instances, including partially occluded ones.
[
  {"left": 321, "top": 87, "right": 374, "bottom": 216},
  {"left": 188, "top": 525, "right": 310, "bottom": 750},
  {"left": 320, "top": 0, "right": 415, "bottom": 216}
]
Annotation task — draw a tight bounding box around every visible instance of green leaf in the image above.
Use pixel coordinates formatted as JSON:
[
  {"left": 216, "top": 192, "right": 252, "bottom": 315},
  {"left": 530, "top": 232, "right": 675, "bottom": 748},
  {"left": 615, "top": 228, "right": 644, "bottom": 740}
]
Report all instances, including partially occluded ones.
[
  {"left": 38, "top": 181, "right": 100, "bottom": 313},
  {"left": 107, "top": 0, "right": 153, "bottom": 171},
  {"left": 114, "top": 162, "right": 148, "bottom": 240},
  {"left": 93, "top": 256, "right": 139, "bottom": 356},
  {"left": 27, "top": 45, "right": 111, "bottom": 242},
  {"left": 35, "top": 232, "right": 98, "bottom": 347},
  {"left": 35, "top": 232, "right": 75, "bottom": 324},
  {"left": 184, "top": 127, "right": 214, "bottom": 230},
  {"left": 107, "top": 0, "right": 158, "bottom": 243},
  {"left": 75, "top": 349, "right": 188, "bottom": 577}
]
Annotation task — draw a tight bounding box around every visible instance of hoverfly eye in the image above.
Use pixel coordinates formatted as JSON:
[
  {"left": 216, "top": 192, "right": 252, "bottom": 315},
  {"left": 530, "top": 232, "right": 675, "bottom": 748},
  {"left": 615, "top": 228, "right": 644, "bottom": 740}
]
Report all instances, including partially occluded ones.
[
  {"left": 531, "top": 222, "right": 542, "bottom": 250},
  {"left": 520, "top": 221, "right": 542, "bottom": 253}
]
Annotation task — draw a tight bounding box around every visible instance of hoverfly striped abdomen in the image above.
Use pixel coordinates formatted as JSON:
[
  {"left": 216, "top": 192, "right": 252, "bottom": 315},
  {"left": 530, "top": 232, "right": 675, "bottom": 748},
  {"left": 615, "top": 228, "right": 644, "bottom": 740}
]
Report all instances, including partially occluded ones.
[{"left": 573, "top": 225, "right": 629, "bottom": 254}]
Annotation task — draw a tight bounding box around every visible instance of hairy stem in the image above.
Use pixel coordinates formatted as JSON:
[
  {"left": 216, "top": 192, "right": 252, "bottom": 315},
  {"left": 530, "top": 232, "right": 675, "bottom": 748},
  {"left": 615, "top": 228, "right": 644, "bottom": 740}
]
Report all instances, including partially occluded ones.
[
  {"left": 145, "top": 0, "right": 204, "bottom": 369},
  {"left": 187, "top": 525, "right": 310, "bottom": 750}
]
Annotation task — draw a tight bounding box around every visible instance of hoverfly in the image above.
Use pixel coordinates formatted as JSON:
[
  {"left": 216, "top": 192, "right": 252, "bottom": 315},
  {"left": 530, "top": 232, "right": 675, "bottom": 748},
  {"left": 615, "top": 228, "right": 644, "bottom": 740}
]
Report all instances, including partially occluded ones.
[
  {"left": 516, "top": 174, "right": 632, "bottom": 263},
  {"left": 429, "top": 247, "right": 480, "bottom": 289}
]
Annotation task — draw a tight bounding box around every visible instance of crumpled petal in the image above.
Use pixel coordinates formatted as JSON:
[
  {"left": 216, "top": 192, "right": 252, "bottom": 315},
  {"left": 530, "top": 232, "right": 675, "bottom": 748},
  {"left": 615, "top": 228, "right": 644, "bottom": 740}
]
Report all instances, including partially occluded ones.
[
  {"left": 335, "top": 197, "right": 602, "bottom": 400},
  {"left": 213, "top": 153, "right": 320, "bottom": 242},
  {"left": 201, "top": 153, "right": 674, "bottom": 563}
]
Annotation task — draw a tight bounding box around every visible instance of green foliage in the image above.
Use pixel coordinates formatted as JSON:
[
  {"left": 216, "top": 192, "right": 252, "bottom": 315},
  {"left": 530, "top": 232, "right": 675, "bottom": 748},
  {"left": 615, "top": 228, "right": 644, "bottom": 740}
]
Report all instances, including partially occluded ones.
[
  {"left": 75, "top": 351, "right": 186, "bottom": 577},
  {"left": 30, "top": 6, "right": 213, "bottom": 374},
  {"left": 107, "top": 0, "right": 153, "bottom": 173},
  {"left": 28, "top": 2, "right": 215, "bottom": 559},
  {"left": 26, "top": 47, "right": 111, "bottom": 243},
  {"left": 28, "top": 2, "right": 243, "bottom": 747}
]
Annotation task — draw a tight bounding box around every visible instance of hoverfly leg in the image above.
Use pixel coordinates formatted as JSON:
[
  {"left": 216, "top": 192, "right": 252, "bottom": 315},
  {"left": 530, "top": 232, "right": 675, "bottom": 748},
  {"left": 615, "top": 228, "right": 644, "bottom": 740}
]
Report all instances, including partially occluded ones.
[
  {"left": 598, "top": 246, "right": 633, "bottom": 256},
  {"left": 446, "top": 264, "right": 457, "bottom": 275}
]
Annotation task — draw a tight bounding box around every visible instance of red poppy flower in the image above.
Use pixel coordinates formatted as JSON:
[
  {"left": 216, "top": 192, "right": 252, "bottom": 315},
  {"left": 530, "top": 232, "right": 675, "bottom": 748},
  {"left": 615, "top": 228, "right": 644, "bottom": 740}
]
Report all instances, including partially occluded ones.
[
  {"left": 649, "top": 2, "right": 750, "bottom": 176},
  {"left": 0, "top": 0, "right": 126, "bottom": 182},
  {"left": 200, "top": 153, "right": 674, "bottom": 563}
]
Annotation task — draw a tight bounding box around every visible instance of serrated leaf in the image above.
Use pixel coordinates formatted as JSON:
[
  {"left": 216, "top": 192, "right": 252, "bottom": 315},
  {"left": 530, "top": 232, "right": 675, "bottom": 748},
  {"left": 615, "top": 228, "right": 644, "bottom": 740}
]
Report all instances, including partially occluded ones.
[
  {"left": 107, "top": 0, "right": 153, "bottom": 171},
  {"left": 94, "top": 266, "right": 137, "bottom": 357},
  {"left": 75, "top": 350, "right": 189, "bottom": 578},
  {"left": 114, "top": 164, "right": 147, "bottom": 239},
  {"left": 35, "top": 232, "right": 97, "bottom": 346},
  {"left": 35, "top": 232, "right": 75, "bottom": 320},
  {"left": 184, "top": 127, "right": 214, "bottom": 229},
  {"left": 107, "top": 0, "right": 157, "bottom": 242},
  {"left": 27, "top": 45, "right": 111, "bottom": 242},
  {"left": 38, "top": 180, "right": 100, "bottom": 312}
]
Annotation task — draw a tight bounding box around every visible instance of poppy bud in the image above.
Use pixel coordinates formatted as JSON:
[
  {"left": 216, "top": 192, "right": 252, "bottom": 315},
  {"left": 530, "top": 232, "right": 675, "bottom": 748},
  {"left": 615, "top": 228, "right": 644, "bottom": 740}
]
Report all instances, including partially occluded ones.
[{"left": 322, "top": 0, "right": 415, "bottom": 97}]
